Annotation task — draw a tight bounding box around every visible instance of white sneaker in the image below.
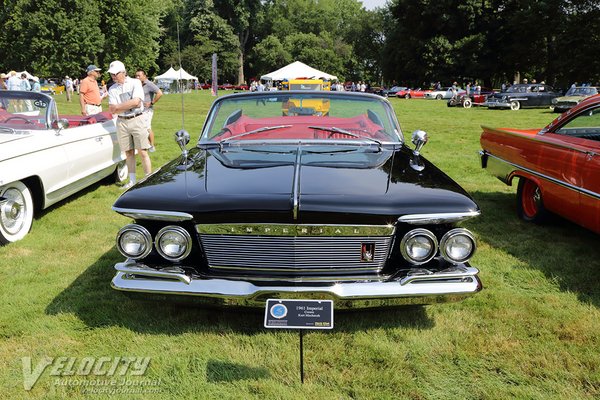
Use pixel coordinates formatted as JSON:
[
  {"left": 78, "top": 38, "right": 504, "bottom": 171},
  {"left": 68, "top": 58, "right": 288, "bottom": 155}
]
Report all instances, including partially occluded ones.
[
  {"left": 149, "top": 146, "right": 156, "bottom": 153},
  {"left": 121, "top": 181, "right": 134, "bottom": 190}
]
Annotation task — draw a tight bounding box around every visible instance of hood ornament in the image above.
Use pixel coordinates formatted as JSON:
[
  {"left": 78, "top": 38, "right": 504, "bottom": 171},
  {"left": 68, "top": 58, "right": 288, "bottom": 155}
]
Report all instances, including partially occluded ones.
[
  {"left": 410, "top": 130, "right": 428, "bottom": 171},
  {"left": 175, "top": 129, "right": 192, "bottom": 170}
]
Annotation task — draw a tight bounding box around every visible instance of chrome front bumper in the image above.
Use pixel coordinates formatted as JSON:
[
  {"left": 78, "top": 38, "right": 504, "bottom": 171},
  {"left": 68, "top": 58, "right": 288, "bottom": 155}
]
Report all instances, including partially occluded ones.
[{"left": 111, "top": 262, "right": 482, "bottom": 309}]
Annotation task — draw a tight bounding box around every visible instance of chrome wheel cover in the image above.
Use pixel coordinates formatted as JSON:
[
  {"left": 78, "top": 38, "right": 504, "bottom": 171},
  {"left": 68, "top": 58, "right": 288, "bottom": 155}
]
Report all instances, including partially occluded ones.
[{"left": 1, "top": 187, "right": 28, "bottom": 235}]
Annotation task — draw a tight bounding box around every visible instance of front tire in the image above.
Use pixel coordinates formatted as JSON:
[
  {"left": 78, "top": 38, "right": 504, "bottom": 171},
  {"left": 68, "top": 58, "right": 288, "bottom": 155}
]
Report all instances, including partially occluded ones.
[
  {"left": 404, "top": 94, "right": 411, "bottom": 99},
  {"left": 0, "top": 181, "right": 34, "bottom": 244},
  {"left": 517, "top": 178, "right": 548, "bottom": 223},
  {"left": 510, "top": 100, "right": 521, "bottom": 110},
  {"left": 463, "top": 99, "right": 472, "bottom": 108},
  {"left": 113, "top": 160, "right": 128, "bottom": 183},
  {"left": 435, "top": 94, "right": 443, "bottom": 100}
]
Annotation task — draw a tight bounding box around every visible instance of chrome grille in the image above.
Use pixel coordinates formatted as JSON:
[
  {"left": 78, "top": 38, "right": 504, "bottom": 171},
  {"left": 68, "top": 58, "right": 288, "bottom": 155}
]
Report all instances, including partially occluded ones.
[{"left": 197, "top": 224, "right": 394, "bottom": 274}]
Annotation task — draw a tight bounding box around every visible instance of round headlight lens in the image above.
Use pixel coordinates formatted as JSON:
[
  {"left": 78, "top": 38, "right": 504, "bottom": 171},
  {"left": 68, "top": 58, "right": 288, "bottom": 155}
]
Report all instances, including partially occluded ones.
[
  {"left": 440, "top": 228, "right": 476, "bottom": 264},
  {"left": 156, "top": 226, "right": 192, "bottom": 261},
  {"left": 400, "top": 229, "right": 438, "bottom": 265},
  {"left": 117, "top": 224, "right": 152, "bottom": 259}
]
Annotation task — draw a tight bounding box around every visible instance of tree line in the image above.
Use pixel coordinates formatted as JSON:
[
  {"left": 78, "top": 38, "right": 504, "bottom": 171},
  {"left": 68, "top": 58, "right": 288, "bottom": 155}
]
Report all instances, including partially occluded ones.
[{"left": 0, "top": 0, "right": 598, "bottom": 88}]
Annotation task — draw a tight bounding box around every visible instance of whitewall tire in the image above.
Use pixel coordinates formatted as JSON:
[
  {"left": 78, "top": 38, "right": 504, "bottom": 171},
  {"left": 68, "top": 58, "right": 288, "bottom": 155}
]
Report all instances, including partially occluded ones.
[{"left": 0, "top": 181, "right": 34, "bottom": 244}]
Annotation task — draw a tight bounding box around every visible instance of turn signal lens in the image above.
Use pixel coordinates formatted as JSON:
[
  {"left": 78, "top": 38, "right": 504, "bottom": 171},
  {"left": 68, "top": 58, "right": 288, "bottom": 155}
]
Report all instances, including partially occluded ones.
[{"left": 400, "top": 229, "right": 438, "bottom": 265}]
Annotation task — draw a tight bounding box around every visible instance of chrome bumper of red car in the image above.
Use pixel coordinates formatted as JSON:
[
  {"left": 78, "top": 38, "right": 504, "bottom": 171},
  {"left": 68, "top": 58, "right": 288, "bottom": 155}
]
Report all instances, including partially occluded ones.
[{"left": 111, "top": 262, "right": 482, "bottom": 309}]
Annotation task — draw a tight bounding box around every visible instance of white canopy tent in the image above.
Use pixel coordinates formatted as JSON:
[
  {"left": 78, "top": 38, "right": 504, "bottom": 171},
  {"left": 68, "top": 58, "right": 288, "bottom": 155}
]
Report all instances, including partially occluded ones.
[
  {"left": 154, "top": 67, "right": 178, "bottom": 80},
  {"left": 260, "top": 61, "right": 338, "bottom": 82},
  {"left": 17, "top": 71, "right": 35, "bottom": 80},
  {"left": 154, "top": 67, "right": 198, "bottom": 93}
]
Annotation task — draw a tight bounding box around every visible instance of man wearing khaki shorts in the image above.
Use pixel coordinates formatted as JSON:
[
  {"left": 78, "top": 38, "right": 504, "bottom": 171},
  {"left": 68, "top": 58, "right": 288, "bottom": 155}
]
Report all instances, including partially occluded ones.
[{"left": 107, "top": 60, "right": 151, "bottom": 189}]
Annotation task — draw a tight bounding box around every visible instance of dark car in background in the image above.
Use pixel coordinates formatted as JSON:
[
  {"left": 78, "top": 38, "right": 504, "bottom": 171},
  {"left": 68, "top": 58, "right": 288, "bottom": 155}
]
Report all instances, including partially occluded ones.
[
  {"left": 110, "top": 91, "right": 481, "bottom": 308},
  {"left": 485, "top": 84, "right": 561, "bottom": 110},
  {"left": 376, "top": 86, "right": 408, "bottom": 97}
]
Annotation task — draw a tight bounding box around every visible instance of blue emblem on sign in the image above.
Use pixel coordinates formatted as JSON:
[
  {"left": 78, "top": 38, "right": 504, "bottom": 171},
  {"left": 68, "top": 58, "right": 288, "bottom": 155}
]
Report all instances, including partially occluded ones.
[{"left": 270, "top": 303, "right": 288, "bottom": 319}]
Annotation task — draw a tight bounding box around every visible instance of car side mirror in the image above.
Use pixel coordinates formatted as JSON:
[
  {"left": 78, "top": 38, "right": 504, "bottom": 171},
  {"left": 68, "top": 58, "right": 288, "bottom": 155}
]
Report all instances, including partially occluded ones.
[
  {"left": 53, "top": 118, "right": 70, "bottom": 131},
  {"left": 411, "top": 130, "right": 428, "bottom": 156}
]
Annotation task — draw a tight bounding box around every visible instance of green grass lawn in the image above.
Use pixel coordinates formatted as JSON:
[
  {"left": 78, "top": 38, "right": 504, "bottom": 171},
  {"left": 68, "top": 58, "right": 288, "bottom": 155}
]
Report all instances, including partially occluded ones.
[{"left": 1, "top": 91, "right": 599, "bottom": 399}]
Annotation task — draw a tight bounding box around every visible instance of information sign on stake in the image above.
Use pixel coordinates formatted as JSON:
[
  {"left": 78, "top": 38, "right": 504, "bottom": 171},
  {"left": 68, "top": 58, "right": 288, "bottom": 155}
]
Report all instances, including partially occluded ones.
[{"left": 264, "top": 299, "right": 334, "bottom": 384}]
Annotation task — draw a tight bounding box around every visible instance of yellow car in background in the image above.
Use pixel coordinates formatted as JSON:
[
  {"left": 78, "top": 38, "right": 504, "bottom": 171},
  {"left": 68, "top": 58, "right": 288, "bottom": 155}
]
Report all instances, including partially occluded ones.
[
  {"left": 40, "top": 80, "right": 65, "bottom": 95},
  {"left": 282, "top": 79, "right": 331, "bottom": 116}
]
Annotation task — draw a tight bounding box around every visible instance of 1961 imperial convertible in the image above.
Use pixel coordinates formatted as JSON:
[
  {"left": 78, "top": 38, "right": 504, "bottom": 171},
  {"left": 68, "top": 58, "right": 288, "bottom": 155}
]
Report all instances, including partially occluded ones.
[
  {"left": 481, "top": 94, "right": 600, "bottom": 233},
  {"left": 111, "top": 91, "right": 482, "bottom": 308},
  {"left": 0, "top": 90, "right": 126, "bottom": 244}
]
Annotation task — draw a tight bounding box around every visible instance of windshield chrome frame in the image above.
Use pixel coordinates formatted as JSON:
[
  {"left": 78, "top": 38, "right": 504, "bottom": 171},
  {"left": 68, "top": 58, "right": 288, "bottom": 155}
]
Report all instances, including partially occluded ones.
[{"left": 197, "top": 91, "right": 404, "bottom": 147}]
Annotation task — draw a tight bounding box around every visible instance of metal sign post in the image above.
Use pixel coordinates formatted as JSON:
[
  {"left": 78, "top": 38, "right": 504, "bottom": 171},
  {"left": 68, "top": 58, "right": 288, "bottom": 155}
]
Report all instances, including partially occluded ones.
[{"left": 264, "top": 299, "right": 334, "bottom": 383}]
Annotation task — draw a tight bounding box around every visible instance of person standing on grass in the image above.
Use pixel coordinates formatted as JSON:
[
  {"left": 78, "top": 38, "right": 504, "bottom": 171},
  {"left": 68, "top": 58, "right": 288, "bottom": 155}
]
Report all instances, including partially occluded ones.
[
  {"left": 80, "top": 65, "right": 103, "bottom": 116},
  {"left": 107, "top": 60, "right": 150, "bottom": 190},
  {"left": 135, "top": 69, "right": 162, "bottom": 153},
  {"left": 64, "top": 76, "right": 74, "bottom": 101}
]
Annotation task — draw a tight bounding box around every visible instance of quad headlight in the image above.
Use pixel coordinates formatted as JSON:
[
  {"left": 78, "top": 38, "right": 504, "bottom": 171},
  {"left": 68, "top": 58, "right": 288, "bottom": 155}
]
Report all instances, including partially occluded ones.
[
  {"left": 156, "top": 226, "right": 192, "bottom": 261},
  {"left": 116, "top": 224, "right": 153, "bottom": 259},
  {"left": 440, "top": 228, "right": 476, "bottom": 264},
  {"left": 400, "top": 228, "right": 438, "bottom": 265}
]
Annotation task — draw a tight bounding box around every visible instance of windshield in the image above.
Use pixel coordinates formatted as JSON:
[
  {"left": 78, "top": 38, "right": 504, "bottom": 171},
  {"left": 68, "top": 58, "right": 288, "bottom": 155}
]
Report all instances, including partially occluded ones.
[
  {"left": 505, "top": 85, "right": 529, "bottom": 93},
  {"left": 200, "top": 92, "right": 402, "bottom": 145},
  {"left": 0, "top": 91, "right": 55, "bottom": 130},
  {"left": 565, "top": 87, "right": 598, "bottom": 96}
]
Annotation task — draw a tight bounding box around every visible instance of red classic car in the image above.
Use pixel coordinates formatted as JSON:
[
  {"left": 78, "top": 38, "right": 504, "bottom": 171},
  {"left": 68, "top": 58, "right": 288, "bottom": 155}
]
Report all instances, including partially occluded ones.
[
  {"left": 396, "top": 88, "right": 432, "bottom": 99},
  {"left": 480, "top": 94, "right": 600, "bottom": 233}
]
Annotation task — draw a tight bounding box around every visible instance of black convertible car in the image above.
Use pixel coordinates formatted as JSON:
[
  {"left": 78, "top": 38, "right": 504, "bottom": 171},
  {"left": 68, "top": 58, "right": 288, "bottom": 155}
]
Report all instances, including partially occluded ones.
[{"left": 111, "top": 91, "right": 481, "bottom": 308}]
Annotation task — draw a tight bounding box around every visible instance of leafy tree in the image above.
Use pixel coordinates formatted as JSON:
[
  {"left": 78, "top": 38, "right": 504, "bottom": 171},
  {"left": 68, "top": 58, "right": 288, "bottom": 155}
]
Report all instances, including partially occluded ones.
[
  {"left": 248, "top": 35, "right": 292, "bottom": 77},
  {"left": 98, "top": 0, "right": 167, "bottom": 75},
  {"left": 0, "top": 0, "right": 103, "bottom": 77},
  {"left": 283, "top": 32, "right": 349, "bottom": 79},
  {"left": 213, "top": 0, "right": 262, "bottom": 85}
]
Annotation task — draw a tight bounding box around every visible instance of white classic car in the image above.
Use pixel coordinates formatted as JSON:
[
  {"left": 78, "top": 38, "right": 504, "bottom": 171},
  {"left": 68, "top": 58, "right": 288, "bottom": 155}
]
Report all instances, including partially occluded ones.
[
  {"left": 0, "top": 90, "right": 126, "bottom": 244},
  {"left": 424, "top": 87, "right": 467, "bottom": 100}
]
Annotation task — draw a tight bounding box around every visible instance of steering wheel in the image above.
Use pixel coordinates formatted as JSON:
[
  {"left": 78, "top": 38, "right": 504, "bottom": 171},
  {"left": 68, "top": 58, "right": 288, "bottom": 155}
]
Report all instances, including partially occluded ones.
[{"left": 4, "top": 116, "right": 35, "bottom": 125}]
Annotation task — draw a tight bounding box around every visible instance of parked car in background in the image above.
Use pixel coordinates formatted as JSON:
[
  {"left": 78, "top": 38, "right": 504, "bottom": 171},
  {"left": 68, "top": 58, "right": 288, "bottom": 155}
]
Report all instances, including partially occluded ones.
[
  {"left": 480, "top": 94, "right": 600, "bottom": 233},
  {"left": 40, "top": 79, "right": 65, "bottom": 95},
  {"left": 468, "top": 87, "right": 495, "bottom": 104},
  {"left": 397, "top": 88, "right": 432, "bottom": 99},
  {"left": 485, "top": 84, "right": 561, "bottom": 110},
  {"left": 377, "top": 86, "right": 408, "bottom": 97},
  {"left": 0, "top": 90, "right": 126, "bottom": 244},
  {"left": 425, "top": 87, "right": 466, "bottom": 100},
  {"left": 448, "top": 87, "right": 497, "bottom": 108},
  {"left": 234, "top": 83, "right": 249, "bottom": 90},
  {"left": 110, "top": 91, "right": 482, "bottom": 308},
  {"left": 552, "top": 86, "right": 599, "bottom": 113}
]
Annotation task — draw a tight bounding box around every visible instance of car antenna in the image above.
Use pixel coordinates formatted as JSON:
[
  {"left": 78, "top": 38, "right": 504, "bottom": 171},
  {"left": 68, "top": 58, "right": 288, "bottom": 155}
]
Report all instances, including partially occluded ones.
[
  {"left": 174, "top": 21, "right": 191, "bottom": 166},
  {"left": 177, "top": 21, "right": 185, "bottom": 131}
]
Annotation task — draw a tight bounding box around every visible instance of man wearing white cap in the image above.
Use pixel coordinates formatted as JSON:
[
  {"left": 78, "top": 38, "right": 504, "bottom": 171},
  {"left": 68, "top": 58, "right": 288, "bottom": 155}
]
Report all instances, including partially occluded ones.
[{"left": 107, "top": 60, "right": 151, "bottom": 189}]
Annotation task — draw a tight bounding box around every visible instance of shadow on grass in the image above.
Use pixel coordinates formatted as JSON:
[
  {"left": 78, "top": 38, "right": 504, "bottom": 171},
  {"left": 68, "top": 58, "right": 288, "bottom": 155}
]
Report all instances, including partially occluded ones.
[
  {"left": 206, "top": 360, "right": 270, "bottom": 382},
  {"left": 46, "top": 248, "right": 434, "bottom": 334},
  {"left": 467, "top": 190, "right": 600, "bottom": 306}
]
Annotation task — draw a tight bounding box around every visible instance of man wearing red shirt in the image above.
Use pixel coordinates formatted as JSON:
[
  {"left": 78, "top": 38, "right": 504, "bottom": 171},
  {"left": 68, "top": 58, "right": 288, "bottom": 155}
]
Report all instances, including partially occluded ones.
[{"left": 79, "top": 64, "right": 102, "bottom": 116}]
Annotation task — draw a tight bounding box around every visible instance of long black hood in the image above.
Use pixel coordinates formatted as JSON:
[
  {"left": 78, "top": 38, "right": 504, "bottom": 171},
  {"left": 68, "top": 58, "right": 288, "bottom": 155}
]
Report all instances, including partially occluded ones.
[{"left": 113, "top": 145, "right": 478, "bottom": 224}]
